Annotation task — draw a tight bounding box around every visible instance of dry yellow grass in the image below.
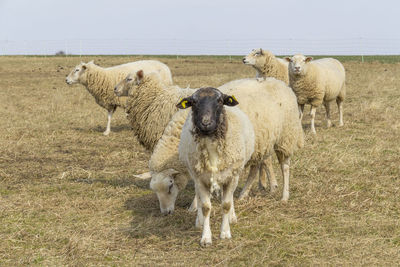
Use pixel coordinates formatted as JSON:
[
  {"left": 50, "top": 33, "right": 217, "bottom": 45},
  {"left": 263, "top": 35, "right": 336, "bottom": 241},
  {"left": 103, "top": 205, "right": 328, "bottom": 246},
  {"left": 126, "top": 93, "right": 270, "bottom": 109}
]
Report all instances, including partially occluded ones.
[{"left": 0, "top": 56, "right": 399, "bottom": 266}]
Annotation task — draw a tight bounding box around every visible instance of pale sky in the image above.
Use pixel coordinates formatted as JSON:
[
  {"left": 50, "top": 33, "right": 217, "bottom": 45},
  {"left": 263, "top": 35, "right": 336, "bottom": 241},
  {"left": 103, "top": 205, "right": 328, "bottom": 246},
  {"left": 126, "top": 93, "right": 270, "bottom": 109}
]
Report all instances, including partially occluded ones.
[{"left": 1, "top": 0, "right": 399, "bottom": 55}]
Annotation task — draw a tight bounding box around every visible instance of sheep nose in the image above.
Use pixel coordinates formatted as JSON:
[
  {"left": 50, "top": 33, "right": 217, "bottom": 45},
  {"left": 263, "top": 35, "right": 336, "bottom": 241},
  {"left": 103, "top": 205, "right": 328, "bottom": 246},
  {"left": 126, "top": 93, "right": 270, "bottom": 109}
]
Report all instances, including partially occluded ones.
[
  {"left": 242, "top": 58, "right": 246, "bottom": 63},
  {"left": 114, "top": 87, "right": 118, "bottom": 92},
  {"left": 202, "top": 118, "right": 211, "bottom": 126}
]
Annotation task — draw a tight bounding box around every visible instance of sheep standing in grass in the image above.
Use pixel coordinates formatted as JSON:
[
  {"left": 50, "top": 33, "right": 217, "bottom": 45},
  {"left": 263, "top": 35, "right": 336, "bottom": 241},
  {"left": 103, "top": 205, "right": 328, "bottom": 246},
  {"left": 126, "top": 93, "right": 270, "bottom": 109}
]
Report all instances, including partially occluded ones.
[
  {"left": 150, "top": 78, "right": 304, "bottom": 215},
  {"left": 114, "top": 70, "right": 196, "bottom": 150},
  {"left": 177, "top": 87, "right": 255, "bottom": 246},
  {"left": 243, "top": 48, "right": 289, "bottom": 84},
  {"left": 285, "top": 54, "right": 346, "bottom": 134},
  {"left": 65, "top": 60, "right": 173, "bottom": 135}
]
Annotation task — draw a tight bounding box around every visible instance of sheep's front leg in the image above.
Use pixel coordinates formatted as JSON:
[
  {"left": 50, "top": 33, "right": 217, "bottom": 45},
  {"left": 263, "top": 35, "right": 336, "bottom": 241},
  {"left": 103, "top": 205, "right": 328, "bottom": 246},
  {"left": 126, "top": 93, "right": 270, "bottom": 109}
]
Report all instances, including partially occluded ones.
[
  {"left": 277, "top": 152, "right": 291, "bottom": 202},
  {"left": 103, "top": 108, "right": 115, "bottom": 136},
  {"left": 298, "top": 104, "right": 305, "bottom": 121},
  {"left": 195, "top": 185, "right": 203, "bottom": 228},
  {"left": 238, "top": 165, "right": 259, "bottom": 200},
  {"left": 221, "top": 176, "right": 238, "bottom": 239},
  {"left": 324, "top": 102, "right": 332, "bottom": 128},
  {"left": 197, "top": 182, "right": 212, "bottom": 247},
  {"left": 310, "top": 106, "right": 317, "bottom": 134}
]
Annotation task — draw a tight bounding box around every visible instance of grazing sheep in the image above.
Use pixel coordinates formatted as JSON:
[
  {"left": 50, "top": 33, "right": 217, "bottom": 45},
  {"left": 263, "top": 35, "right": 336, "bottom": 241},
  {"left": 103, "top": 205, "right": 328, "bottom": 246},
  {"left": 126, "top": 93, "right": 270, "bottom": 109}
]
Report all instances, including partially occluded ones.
[
  {"left": 114, "top": 70, "right": 196, "bottom": 151},
  {"left": 65, "top": 60, "right": 173, "bottom": 135},
  {"left": 151, "top": 78, "right": 304, "bottom": 215},
  {"left": 285, "top": 54, "right": 346, "bottom": 134},
  {"left": 177, "top": 87, "right": 255, "bottom": 246},
  {"left": 243, "top": 48, "right": 289, "bottom": 84}
]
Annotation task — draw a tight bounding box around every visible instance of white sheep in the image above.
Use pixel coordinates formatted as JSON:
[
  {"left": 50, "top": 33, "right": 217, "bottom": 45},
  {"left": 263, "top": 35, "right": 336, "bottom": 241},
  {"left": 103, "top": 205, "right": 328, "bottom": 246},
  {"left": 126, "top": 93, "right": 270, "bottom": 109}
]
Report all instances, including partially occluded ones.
[
  {"left": 177, "top": 87, "right": 255, "bottom": 246},
  {"left": 150, "top": 77, "right": 304, "bottom": 215},
  {"left": 114, "top": 70, "right": 196, "bottom": 151},
  {"left": 285, "top": 54, "right": 346, "bottom": 134},
  {"left": 243, "top": 48, "right": 289, "bottom": 84},
  {"left": 65, "top": 60, "right": 173, "bottom": 135}
]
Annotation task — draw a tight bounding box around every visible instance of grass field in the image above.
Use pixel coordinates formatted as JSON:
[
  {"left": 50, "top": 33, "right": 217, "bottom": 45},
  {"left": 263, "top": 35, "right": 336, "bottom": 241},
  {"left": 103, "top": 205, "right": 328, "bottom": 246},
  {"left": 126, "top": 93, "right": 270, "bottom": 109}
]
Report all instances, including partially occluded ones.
[{"left": 0, "top": 55, "right": 399, "bottom": 266}]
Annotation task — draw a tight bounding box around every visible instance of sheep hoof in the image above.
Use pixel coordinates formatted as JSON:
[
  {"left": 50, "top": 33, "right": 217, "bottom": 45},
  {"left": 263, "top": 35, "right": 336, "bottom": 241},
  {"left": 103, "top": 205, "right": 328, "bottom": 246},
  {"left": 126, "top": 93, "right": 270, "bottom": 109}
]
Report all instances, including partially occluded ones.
[
  {"left": 281, "top": 197, "right": 289, "bottom": 202},
  {"left": 339, "top": 122, "right": 344, "bottom": 127},
  {"left": 195, "top": 217, "right": 204, "bottom": 228},
  {"left": 103, "top": 130, "right": 110, "bottom": 136},
  {"left": 220, "top": 230, "right": 232, "bottom": 240},
  {"left": 270, "top": 184, "right": 278, "bottom": 194},
  {"left": 229, "top": 213, "right": 237, "bottom": 224},
  {"left": 238, "top": 191, "right": 249, "bottom": 201},
  {"left": 327, "top": 121, "right": 332, "bottom": 128},
  {"left": 200, "top": 237, "right": 212, "bottom": 247},
  {"left": 188, "top": 205, "right": 197, "bottom": 212}
]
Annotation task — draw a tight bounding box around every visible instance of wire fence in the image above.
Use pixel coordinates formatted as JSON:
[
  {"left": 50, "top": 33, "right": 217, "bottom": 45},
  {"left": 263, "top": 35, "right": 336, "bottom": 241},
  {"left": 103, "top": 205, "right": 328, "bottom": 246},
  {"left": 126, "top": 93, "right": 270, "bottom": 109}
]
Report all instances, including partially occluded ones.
[{"left": 1, "top": 38, "right": 400, "bottom": 56}]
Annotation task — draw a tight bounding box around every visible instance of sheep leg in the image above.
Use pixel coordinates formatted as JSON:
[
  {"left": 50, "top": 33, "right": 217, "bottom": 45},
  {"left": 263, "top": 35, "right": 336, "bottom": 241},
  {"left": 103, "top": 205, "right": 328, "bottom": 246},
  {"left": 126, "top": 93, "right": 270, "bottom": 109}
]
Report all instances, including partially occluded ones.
[
  {"left": 103, "top": 107, "right": 116, "bottom": 135},
  {"left": 220, "top": 176, "right": 238, "bottom": 239},
  {"left": 337, "top": 98, "right": 344, "bottom": 126},
  {"left": 197, "top": 182, "right": 212, "bottom": 247},
  {"left": 188, "top": 194, "right": 198, "bottom": 212},
  {"left": 195, "top": 186, "right": 203, "bottom": 228},
  {"left": 324, "top": 102, "right": 332, "bottom": 128},
  {"left": 298, "top": 104, "right": 305, "bottom": 121},
  {"left": 310, "top": 106, "right": 317, "bottom": 134},
  {"left": 238, "top": 165, "right": 259, "bottom": 200},
  {"left": 277, "top": 152, "right": 291, "bottom": 202},
  {"left": 260, "top": 156, "right": 278, "bottom": 193}
]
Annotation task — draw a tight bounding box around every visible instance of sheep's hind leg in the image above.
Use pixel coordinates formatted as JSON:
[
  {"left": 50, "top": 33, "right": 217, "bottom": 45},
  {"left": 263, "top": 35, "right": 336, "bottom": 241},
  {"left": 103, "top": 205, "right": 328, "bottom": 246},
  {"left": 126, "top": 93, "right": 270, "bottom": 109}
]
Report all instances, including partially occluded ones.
[
  {"left": 188, "top": 194, "right": 198, "bottom": 212},
  {"left": 337, "top": 98, "right": 344, "bottom": 126},
  {"left": 260, "top": 156, "right": 278, "bottom": 193},
  {"left": 324, "top": 102, "right": 332, "bottom": 128},
  {"left": 238, "top": 164, "right": 259, "bottom": 200},
  {"left": 277, "top": 152, "right": 291, "bottom": 202},
  {"left": 103, "top": 107, "right": 116, "bottom": 135}
]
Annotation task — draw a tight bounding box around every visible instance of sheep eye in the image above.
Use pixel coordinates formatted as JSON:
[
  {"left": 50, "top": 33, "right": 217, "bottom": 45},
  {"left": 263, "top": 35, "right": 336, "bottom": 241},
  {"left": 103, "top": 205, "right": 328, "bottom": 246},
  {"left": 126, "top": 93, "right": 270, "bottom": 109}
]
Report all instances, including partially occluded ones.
[
  {"left": 75, "top": 69, "right": 79, "bottom": 72},
  {"left": 126, "top": 78, "right": 132, "bottom": 82}
]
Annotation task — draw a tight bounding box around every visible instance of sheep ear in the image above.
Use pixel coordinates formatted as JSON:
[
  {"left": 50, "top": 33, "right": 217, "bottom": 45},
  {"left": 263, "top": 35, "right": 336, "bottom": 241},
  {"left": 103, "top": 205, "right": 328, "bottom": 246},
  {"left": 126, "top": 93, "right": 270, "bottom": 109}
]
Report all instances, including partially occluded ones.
[
  {"left": 176, "top": 97, "right": 192, "bottom": 109},
  {"left": 284, "top": 57, "right": 291, "bottom": 62},
  {"left": 81, "top": 64, "right": 87, "bottom": 70},
  {"left": 165, "top": 169, "right": 179, "bottom": 177},
  {"left": 259, "top": 48, "right": 263, "bottom": 55},
  {"left": 305, "top": 57, "right": 313, "bottom": 62},
  {"left": 136, "top": 70, "right": 144, "bottom": 84},
  {"left": 223, "top": 94, "right": 239, "bottom": 106}
]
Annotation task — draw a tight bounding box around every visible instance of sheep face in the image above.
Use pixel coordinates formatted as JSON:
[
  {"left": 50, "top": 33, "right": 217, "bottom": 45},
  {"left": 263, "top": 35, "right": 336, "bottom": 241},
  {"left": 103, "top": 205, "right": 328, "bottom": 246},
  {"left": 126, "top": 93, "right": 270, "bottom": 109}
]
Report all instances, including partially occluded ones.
[
  {"left": 114, "top": 72, "right": 136, "bottom": 97},
  {"left": 286, "top": 54, "right": 313, "bottom": 76},
  {"left": 150, "top": 169, "right": 179, "bottom": 215},
  {"left": 177, "top": 87, "right": 238, "bottom": 137},
  {"left": 242, "top": 48, "right": 267, "bottom": 66},
  {"left": 66, "top": 62, "right": 90, "bottom": 85}
]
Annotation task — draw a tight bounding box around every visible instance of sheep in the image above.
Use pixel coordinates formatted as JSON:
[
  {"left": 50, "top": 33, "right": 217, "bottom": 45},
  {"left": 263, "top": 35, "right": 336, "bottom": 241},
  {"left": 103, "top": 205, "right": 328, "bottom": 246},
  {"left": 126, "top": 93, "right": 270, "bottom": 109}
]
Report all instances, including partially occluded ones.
[
  {"left": 150, "top": 77, "right": 304, "bottom": 216},
  {"left": 113, "top": 70, "right": 274, "bottom": 214},
  {"left": 177, "top": 87, "right": 255, "bottom": 246},
  {"left": 114, "top": 70, "right": 196, "bottom": 151},
  {"left": 284, "top": 54, "right": 346, "bottom": 134},
  {"left": 65, "top": 60, "right": 173, "bottom": 135},
  {"left": 243, "top": 48, "right": 289, "bottom": 84}
]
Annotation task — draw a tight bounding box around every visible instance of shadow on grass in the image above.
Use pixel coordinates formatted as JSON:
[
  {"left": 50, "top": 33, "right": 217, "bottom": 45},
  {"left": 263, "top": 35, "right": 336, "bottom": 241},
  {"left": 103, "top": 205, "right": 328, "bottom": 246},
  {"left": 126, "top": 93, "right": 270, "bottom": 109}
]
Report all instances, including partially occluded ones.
[
  {"left": 122, "top": 183, "right": 198, "bottom": 239},
  {"left": 72, "top": 124, "right": 132, "bottom": 133}
]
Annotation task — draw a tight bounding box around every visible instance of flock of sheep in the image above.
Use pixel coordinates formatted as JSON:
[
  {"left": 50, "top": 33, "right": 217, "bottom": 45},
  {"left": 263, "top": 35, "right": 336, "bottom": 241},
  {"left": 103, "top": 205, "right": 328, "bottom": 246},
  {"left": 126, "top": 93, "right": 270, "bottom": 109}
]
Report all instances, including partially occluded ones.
[{"left": 65, "top": 49, "right": 346, "bottom": 247}]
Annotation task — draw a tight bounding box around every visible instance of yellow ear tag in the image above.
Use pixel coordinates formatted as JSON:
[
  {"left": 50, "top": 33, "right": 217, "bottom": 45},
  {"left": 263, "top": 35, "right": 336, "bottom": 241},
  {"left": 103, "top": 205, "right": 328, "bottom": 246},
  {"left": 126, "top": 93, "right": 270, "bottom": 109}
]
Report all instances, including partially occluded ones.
[
  {"left": 181, "top": 100, "right": 188, "bottom": 108},
  {"left": 231, "top": 95, "right": 238, "bottom": 102}
]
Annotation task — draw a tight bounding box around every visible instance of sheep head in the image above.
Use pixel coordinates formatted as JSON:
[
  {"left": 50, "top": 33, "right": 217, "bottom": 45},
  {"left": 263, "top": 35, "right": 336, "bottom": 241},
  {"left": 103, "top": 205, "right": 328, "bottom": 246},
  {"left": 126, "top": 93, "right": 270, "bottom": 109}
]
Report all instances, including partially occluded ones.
[{"left": 177, "top": 87, "right": 238, "bottom": 139}]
